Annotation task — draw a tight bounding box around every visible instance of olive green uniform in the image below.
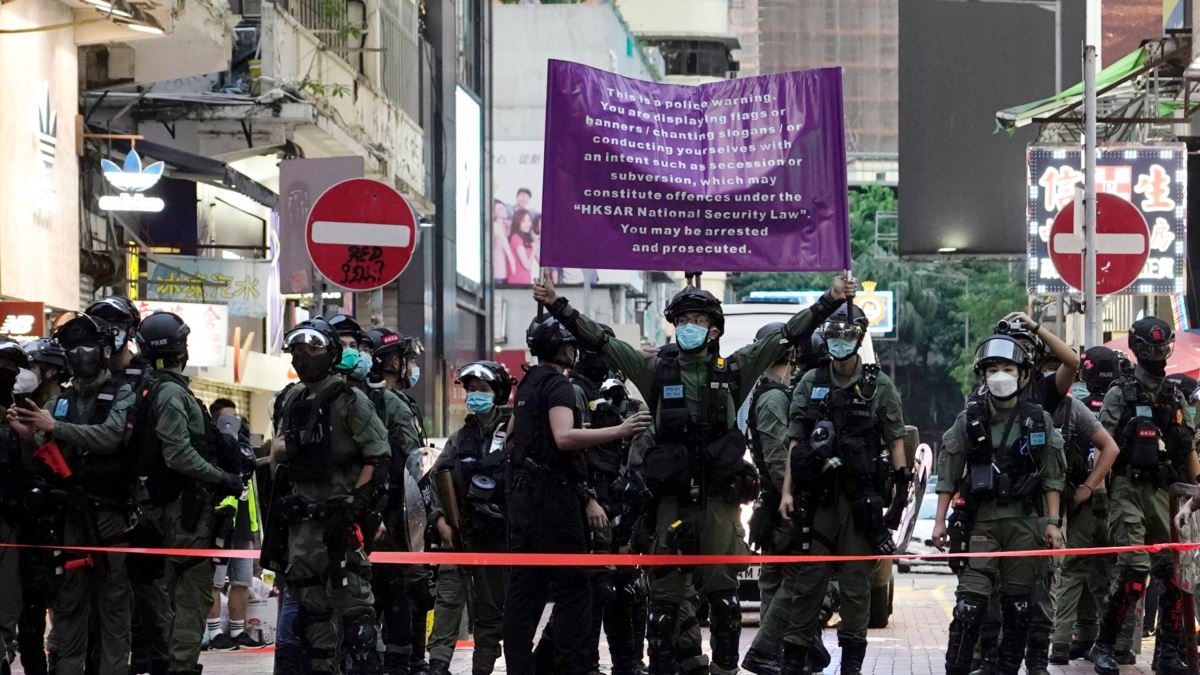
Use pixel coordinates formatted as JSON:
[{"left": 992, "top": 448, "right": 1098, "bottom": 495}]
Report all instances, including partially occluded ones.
[
  {"left": 937, "top": 403, "right": 1065, "bottom": 598},
  {"left": 749, "top": 372, "right": 791, "bottom": 625},
  {"left": 776, "top": 362, "right": 906, "bottom": 650},
  {"left": 426, "top": 411, "right": 509, "bottom": 672},
  {"left": 35, "top": 374, "right": 135, "bottom": 675},
  {"left": 147, "top": 371, "right": 228, "bottom": 673},
  {"left": 281, "top": 375, "right": 390, "bottom": 675},
  {"left": 1098, "top": 366, "right": 1194, "bottom": 575},
  {"left": 548, "top": 293, "right": 832, "bottom": 673}
]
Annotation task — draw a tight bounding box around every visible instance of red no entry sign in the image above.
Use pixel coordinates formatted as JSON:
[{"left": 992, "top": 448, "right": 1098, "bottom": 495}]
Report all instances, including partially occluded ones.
[
  {"left": 1049, "top": 193, "right": 1149, "bottom": 295},
  {"left": 306, "top": 178, "right": 418, "bottom": 291}
]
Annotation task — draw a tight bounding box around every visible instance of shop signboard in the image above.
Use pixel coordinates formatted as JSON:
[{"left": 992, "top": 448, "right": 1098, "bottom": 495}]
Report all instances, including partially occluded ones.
[
  {"left": 0, "top": 301, "right": 44, "bottom": 337},
  {"left": 1027, "top": 144, "right": 1187, "bottom": 295},
  {"left": 146, "top": 255, "right": 272, "bottom": 318},
  {"left": 99, "top": 150, "right": 166, "bottom": 212}
]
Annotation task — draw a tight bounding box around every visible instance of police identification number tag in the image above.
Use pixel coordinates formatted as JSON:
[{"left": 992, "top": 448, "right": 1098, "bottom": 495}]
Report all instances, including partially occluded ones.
[
  {"left": 663, "top": 385, "right": 684, "bottom": 400},
  {"left": 812, "top": 387, "right": 830, "bottom": 401},
  {"left": 1030, "top": 432, "right": 1046, "bottom": 446},
  {"left": 1136, "top": 405, "right": 1153, "bottom": 418},
  {"left": 54, "top": 399, "right": 68, "bottom": 417}
]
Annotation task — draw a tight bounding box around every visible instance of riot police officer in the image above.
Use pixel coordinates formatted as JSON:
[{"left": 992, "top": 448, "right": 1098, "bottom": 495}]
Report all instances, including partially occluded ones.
[
  {"left": 426, "top": 361, "right": 515, "bottom": 675},
  {"left": 1090, "top": 317, "right": 1200, "bottom": 675},
  {"left": 502, "top": 314, "right": 651, "bottom": 675},
  {"left": 933, "top": 334, "right": 1066, "bottom": 675},
  {"left": 123, "top": 312, "right": 245, "bottom": 675},
  {"left": 9, "top": 315, "right": 136, "bottom": 675},
  {"left": 13, "top": 338, "right": 67, "bottom": 675},
  {"left": 533, "top": 273, "right": 853, "bottom": 675},
  {"left": 271, "top": 318, "right": 391, "bottom": 675},
  {"left": 1049, "top": 347, "right": 1121, "bottom": 665},
  {"left": 0, "top": 338, "right": 30, "bottom": 675},
  {"left": 365, "top": 327, "right": 429, "bottom": 675},
  {"left": 85, "top": 296, "right": 147, "bottom": 386},
  {"left": 741, "top": 322, "right": 797, "bottom": 674},
  {"left": 773, "top": 303, "right": 908, "bottom": 675}
]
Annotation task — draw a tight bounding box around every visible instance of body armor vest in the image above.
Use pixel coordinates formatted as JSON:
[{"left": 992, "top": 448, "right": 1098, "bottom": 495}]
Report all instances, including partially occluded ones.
[
  {"left": 648, "top": 344, "right": 737, "bottom": 447},
  {"left": 53, "top": 379, "right": 133, "bottom": 503},
  {"left": 800, "top": 365, "right": 884, "bottom": 481},
  {"left": 1112, "top": 377, "right": 1190, "bottom": 483},
  {"left": 511, "top": 365, "right": 586, "bottom": 482},
  {"left": 280, "top": 381, "right": 355, "bottom": 482},
  {"left": 962, "top": 399, "right": 1047, "bottom": 504},
  {"left": 451, "top": 413, "right": 510, "bottom": 538}
]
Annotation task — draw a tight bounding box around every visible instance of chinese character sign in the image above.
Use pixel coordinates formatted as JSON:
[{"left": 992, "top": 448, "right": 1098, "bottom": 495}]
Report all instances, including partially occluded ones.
[
  {"left": 1027, "top": 145, "right": 1188, "bottom": 295},
  {"left": 146, "top": 255, "right": 272, "bottom": 318},
  {"left": 135, "top": 300, "right": 228, "bottom": 368}
]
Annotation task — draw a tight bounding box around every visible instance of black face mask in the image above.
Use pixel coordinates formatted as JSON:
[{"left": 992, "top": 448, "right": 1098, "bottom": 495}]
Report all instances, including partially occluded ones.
[
  {"left": 1141, "top": 359, "right": 1168, "bottom": 376},
  {"left": 67, "top": 346, "right": 104, "bottom": 380},
  {"left": 293, "top": 352, "right": 333, "bottom": 383}
]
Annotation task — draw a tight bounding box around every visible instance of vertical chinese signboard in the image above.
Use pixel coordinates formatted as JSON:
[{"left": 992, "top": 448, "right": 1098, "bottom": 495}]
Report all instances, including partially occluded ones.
[
  {"left": 1027, "top": 144, "right": 1187, "bottom": 295},
  {"left": 135, "top": 300, "right": 228, "bottom": 368}
]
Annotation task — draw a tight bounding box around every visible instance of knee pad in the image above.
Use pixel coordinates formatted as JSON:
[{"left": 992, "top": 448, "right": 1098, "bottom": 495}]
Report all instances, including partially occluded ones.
[
  {"left": 1117, "top": 569, "right": 1149, "bottom": 598},
  {"left": 647, "top": 603, "right": 678, "bottom": 642},
  {"left": 953, "top": 593, "right": 988, "bottom": 624},
  {"left": 706, "top": 590, "right": 741, "bottom": 634},
  {"left": 999, "top": 595, "right": 1031, "bottom": 618}
]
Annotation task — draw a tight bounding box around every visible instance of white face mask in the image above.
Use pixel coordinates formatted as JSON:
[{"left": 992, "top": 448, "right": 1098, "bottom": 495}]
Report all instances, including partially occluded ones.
[{"left": 986, "top": 372, "right": 1020, "bottom": 400}]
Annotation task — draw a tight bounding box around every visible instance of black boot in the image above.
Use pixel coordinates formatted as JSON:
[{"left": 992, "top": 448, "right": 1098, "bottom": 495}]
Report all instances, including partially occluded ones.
[
  {"left": 741, "top": 645, "right": 782, "bottom": 675},
  {"left": 946, "top": 594, "right": 987, "bottom": 675},
  {"left": 707, "top": 591, "right": 742, "bottom": 674},
  {"left": 1091, "top": 643, "right": 1122, "bottom": 675},
  {"left": 780, "top": 642, "right": 810, "bottom": 675},
  {"left": 1093, "top": 569, "right": 1149, "bottom": 675},
  {"left": 1069, "top": 640, "right": 1094, "bottom": 662},
  {"left": 995, "top": 596, "right": 1032, "bottom": 675},
  {"left": 646, "top": 603, "right": 678, "bottom": 675},
  {"left": 1152, "top": 569, "right": 1189, "bottom": 675},
  {"left": 808, "top": 637, "right": 831, "bottom": 673},
  {"left": 1025, "top": 633, "right": 1052, "bottom": 675},
  {"left": 1050, "top": 642, "right": 1071, "bottom": 665},
  {"left": 839, "top": 639, "right": 867, "bottom": 675},
  {"left": 384, "top": 652, "right": 412, "bottom": 675}
]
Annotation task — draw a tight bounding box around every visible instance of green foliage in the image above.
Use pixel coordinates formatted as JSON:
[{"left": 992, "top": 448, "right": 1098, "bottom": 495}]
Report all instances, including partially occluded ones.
[
  {"left": 730, "top": 187, "right": 1029, "bottom": 437},
  {"left": 302, "top": 80, "right": 351, "bottom": 98}
]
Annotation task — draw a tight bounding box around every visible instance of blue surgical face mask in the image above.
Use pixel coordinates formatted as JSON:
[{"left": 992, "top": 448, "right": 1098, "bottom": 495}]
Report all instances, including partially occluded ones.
[
  {"left": 1071, "top": 382, "right": 1091, "bottom": 400},
  {"left": 350, "top": 351, "right": 373, "bottom": 381},
  {"left": 465, "top": 391, "right": 495, "bottom": 415},
  {"left": 827, "top": 338, "right": 858, "bottom": 361},
  {"left": 675, "top": 323, "right": 709, "bottom": 351},
  {"left": 407, "top": 366, "right": 421, "bottom": 388}
]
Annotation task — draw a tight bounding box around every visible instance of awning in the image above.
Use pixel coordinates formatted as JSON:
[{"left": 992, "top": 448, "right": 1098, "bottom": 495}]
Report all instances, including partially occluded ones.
[
  {"left": 995, "top": 47, "right": 1148, "bottom": 132},
  {"left": 87, "top": 125, "right": 278, "bottom": 209}
]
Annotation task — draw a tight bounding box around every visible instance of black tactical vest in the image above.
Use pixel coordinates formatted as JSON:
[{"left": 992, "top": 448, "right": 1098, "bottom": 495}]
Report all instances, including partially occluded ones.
[
  {"left": 801, "top": 365, "right": 884, "bottom": 479},
  {"left": 451, "top": 412, "right": 510, "bottom": 533},
  {"left": 280, "top": 380, "right": 355, "bottom": 482},
  {"left": 962, "top": 399, "right": 1048, "bottom": 504},
  {"left": 648, "top": 344, "right": 738, "bottom": 447},
  {"left": 53, "top": 379, "right": 133, "bottom": 503},
  {"left": 747, "top": 376, "right": 790, "bottom": 488},
  {"left": 511, "top": 365, "right": 585, "bottom": 482},
  {"left": 1112, "top": 377, "right": 1191, "bottom": 482}
]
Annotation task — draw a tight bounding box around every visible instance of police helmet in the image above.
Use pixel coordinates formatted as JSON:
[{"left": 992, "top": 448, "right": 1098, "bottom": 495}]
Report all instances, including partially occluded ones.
[
  {"left": 326, "top": 313, "right": 367, "bottom": 346},
  {"left": 755, "top": 322, "right": 787, "bottom": 342},
  {"left": 1112, "top": 349, "right": 1134, "bottom": 376},
  {"left": 527, "top": 314, "right": 576, "bottom": 361},
  {"left": 401, "top": 335, "right": 424, "bottom": 359},
  {"left": 22, "top": 338, "right": 69, "bottom": 382},
  {"left": 973, "top": 334, "right": 1032, "bottom": 374},
  {"left": 1166, "top": 373, "right": 1200, "bottom": 405},
  {"left": 86, "top": 296, "right": 141, "bottom": 333},
  {"left": 1129, "top": 317, "right": 1174, "bottom": 363},
  {"left": 365, "top": 327, "right": 403, "bottom": 365},
  {"left": 821, "top": 302, "right": 869, "bottom": 341},
  {"left": 456, "top": 360, "right": 516, "bottom": 405},
  {"left": 0, "top": 337, "right": 30, "bottom": 372},
  {"left": 284, "top": 318, "right": 342, "bottom": 355},
  {"left": 664, "top": 286, "right": 724, "bottom": 334},
  {"left": 135, "top": 312, "right": 191, "bottom": 360},
  {"left": 574, "top": 349, "right": 609, "bottom": 383},
  {"left": 56, "top": 314, "right": 118, "bottom": 352},
  {"left": 1080, "top": 346, "right": 1119, "bottom": 393}
]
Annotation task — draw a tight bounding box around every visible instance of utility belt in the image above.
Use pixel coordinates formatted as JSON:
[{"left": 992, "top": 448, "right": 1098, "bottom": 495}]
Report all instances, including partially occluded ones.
[
  {"left": 515, "top": 457, "right": 589, "bottom": 505},
  {"left": 964, "top": 462, "right": 1040, "bottom": 510},
  {"left": 641, "top": 428, "right": 757, "bottom": 505},
  {"left": 1114, "top": 461, "right": 1179, "bottom": 486}
]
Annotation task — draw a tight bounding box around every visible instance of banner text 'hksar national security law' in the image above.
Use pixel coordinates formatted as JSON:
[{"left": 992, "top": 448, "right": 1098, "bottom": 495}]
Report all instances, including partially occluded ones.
[{"left": 541, "top": 60, "right": 851, "bottom": 273}]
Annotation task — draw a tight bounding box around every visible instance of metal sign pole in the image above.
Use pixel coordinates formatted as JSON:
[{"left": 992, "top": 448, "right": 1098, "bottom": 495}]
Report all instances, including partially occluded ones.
[{"left": 1084, "top": 44, "right": 1099, "bottom": 347}]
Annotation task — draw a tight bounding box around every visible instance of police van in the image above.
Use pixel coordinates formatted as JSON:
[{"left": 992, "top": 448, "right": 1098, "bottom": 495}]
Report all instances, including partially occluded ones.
[{"left": 722, "top": 302, "right": 933, "bottom": 628}]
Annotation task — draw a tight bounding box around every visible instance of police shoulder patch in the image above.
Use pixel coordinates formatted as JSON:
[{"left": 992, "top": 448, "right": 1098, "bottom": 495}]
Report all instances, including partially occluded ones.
[{"left": 54, "top": 398, "right": 68, "bottom": 417}]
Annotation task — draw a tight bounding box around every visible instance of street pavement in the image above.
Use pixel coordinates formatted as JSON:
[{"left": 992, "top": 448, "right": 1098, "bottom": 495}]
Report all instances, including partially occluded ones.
[{"left": 10, "top": 568, "right": 1160, "bottom": 675}]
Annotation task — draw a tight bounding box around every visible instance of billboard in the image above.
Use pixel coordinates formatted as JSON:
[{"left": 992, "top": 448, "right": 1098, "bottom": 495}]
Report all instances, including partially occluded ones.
[
  {"left": 135, "top": 300, "right": 228, "bottom": 368},
  {"left": 492, "top": 140, "right": 597, "bottom": 287},
  {"left": 456, "top": 86, "right": 483, "bottom": 284},
  {"left": 899, "top": 0, "right": 1085, "bottom": 257},
  {"left": 1026, "top": 144, "right": 1187, "bottom": 295}
]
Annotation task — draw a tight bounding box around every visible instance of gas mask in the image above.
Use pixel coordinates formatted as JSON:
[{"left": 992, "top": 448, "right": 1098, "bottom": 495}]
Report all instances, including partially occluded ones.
[{"left": 67, "top": 346, "right": 104, "bottom": 380}]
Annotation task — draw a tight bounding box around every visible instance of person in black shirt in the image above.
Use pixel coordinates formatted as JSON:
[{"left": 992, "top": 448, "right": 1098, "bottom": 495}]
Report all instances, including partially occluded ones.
[{"left": 502, "top": 314, "right": 651, "bottom": 675}]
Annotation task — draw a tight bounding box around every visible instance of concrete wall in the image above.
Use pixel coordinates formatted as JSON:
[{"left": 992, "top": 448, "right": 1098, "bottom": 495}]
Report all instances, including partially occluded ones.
[{"left": 615, "top": 0, "right": 732, "bottom": 39}]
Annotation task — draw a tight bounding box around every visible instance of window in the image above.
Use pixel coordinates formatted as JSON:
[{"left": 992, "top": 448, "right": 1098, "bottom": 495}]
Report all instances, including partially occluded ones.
[
  {"left": 457, "top": 0, "right": 484, "bottom": 94},
  {"left": 654, "top": 40, "right": 734, "bottom": 78}
]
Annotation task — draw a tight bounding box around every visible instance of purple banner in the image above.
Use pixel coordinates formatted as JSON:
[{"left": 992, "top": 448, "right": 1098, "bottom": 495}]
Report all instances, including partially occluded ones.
[{"left": 541, "top": 60, "right": 850, "bottom": 272}]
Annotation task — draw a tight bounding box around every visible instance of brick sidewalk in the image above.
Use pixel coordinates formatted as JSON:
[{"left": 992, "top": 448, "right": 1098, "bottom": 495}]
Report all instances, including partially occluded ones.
[{"left": 11, "top": 572, "right": 1160, "bottom": 675}]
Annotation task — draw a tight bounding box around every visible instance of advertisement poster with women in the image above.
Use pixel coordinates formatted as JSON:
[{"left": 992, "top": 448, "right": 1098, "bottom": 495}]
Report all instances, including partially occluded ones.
[{"left": 492, "top": 140, "right": 598, "bottom": 287}]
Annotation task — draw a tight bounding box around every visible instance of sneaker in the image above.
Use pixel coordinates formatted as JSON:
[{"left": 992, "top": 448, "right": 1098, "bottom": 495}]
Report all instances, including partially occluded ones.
[
  {"left": 232, "top": 633, "right": 265, "bottom": 649},
  {"left": 208, "top": 633, "right": 238, "bottom": 652}
]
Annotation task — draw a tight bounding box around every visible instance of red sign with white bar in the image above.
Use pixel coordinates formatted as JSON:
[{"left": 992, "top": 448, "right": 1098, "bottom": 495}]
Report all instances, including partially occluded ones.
[
  {"left": 1048, "top": 192, "right": 1150, "bottom": 296},
  {"left": 306, "top": 178, "right": 418, "bottom": 291}
]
